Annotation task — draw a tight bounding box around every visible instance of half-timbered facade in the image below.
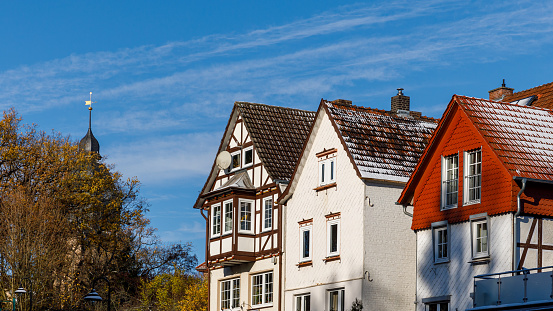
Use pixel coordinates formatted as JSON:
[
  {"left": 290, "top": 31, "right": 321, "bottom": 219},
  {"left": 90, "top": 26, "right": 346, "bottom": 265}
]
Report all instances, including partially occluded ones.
[
  {"left": 280, "top": 93, "right": 438, "bottom": 311},
  {"left": 398, "top": 95, "right": 553, "bottom": 311},
  {"left": 194, "top": 102, "right": 315, "bottom": 311}
]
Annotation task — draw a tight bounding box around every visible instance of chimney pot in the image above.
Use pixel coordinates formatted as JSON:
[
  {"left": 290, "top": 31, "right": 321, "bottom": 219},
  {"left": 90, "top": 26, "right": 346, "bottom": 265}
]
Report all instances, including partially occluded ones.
[
  {"left": 397, "top": 88, "right": 404, "bottom": 96},
  {"left": 332, "top": 99, "right": 352, "bottom": 106}
]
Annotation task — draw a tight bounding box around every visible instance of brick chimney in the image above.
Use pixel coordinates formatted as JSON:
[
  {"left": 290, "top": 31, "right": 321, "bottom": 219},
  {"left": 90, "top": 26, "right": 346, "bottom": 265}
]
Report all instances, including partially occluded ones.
[
  {"left": 391, "top": 88, "right": 410, "bottom": 113},
  {"left": 489, "top": 79, "right": 514, "bottom": 101},
  {"left": 332, "top": 99, "right": 352, "bottom": 106}
]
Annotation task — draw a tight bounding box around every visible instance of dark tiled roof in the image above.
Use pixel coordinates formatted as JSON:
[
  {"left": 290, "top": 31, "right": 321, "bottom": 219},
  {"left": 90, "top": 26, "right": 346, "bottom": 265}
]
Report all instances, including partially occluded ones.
[
  {"left": 323, "top": 100, "right": 438, "bottom": 182},
  {"left": 236, "top": 102, "right": 315, "bottom": 181},
  {"left": 459, "top": 96, "right": 553, "bottom": 181},
  {"left": 504, "top": 81, "right": 553, "bottom": 109}
]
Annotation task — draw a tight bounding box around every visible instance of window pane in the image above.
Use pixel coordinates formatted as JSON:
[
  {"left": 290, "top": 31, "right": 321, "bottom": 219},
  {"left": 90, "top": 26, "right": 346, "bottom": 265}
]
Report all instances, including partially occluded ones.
[
  {"left": 297, "top": 297, "right": 302, "bottom": 311},
  {"left": 265, "top": 273, "right": 273, "bottom": 303},
  {"left": 232, "top": 279, "right": 240, "bottom": 308},
  {"left": 245, "top": 149, "right": 253, "bottom": 165},
  {"left": 213, "top": 206, "right": 221, "bottom": 235},
  {"left": 264, "top": 199, "right": 272, "bottom": 229},
  {"left": 439, "top": 302, "right": 449, "bottom": 310},
  {"left": 330, "top": 291, "right": 338, "bottom": 311},
  {"left": 303, "top": 230, "right": 310, "bottom": 258},
  {"left": 330, "top": 160, "right": 334, "bottom": 181},
  {"left": 252, "top": 275, "right": 263, "bottom": 305},
  {"left": 321, "top": 163, "right": 325, "bottom": 183},
  {"left": 305, "top": 295, "right": 310, "bottom": 311},
  {"left": 224, "top": 202, "right": 233, "bottom": 232},
  {"left": 331, "top": 224, "right": 338, "bottom": 253},
  {"left": 221, "top": 281, "right": 230, "bottom": 309},
  {"left": 240, "top": 201, "right": 251, "bottom": 231},
  {"left": 232, "top": 153, "right": 240, "bottom": 169}
]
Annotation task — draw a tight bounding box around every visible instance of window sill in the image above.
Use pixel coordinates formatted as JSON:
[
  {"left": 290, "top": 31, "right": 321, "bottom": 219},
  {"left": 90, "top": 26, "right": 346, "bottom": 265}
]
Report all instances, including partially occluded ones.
[
  {"left": 314, "top": 183, "right": 337, "bottom": 192},
  {"left": 238, "top": 231, "right": 255, "bottom": 235},
  {"left": 469, "top": 256, "right": 490, "bottom": 265},
  {"left": 222, "top": 232, "right": 232, "bottom": 236},
  {"left": 297, "top": 260, "right": 312, "bottom": 267},
  {"left": 323, "top": 255, "right": 340, "bottom": 263},
  {"left": 440, "top": 205, "right": 457, "bottom": 211},
  {"left": 434, "top": 259, "right": 450, "bottom": 265},
  {"left": 463, "top": 200, "right": 481, "bottom": 207}
]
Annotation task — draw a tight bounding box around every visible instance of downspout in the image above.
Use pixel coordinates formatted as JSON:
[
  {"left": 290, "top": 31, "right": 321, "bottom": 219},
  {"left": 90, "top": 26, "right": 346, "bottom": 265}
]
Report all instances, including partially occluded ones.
[
  {"left": 513, "top": 178, "right": 527, "bottom": 270},
  {"left": 396, "top": 202, "right": 413, "bottom": 217}
]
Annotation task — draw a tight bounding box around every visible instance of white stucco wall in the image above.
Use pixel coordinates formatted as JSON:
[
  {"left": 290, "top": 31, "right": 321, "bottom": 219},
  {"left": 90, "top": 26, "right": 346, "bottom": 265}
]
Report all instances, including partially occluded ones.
[
  {"left": 416, "top": 214, "right": 513, "bottom": 311},
  {"left": 362, "top": 180, "right": 416, "bottom": 311},
  {"left": 284, "top": 111, "right": 366, "bottom": 311}
]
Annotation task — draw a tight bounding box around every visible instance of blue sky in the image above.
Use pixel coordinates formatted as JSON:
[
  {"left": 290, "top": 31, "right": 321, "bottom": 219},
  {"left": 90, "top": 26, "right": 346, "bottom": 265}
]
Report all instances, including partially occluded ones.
[{"left": 1, "top": 0, "right": 553, "bottom": 261}]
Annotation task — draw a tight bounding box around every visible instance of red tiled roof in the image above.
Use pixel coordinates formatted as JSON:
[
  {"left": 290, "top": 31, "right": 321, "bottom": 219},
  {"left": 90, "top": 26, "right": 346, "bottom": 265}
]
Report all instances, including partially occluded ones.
[
  {"left": 504, "top": 81, "right": 553, "bottom": 109},
  {"left": 236, "top": 102, "right": 316, "bottom": 181},
  {"left": 323, "top": 100, "right": 439, "bottom": 182},
  {"left": 458, "top": 96, "right": 553, "bottom": 181}
]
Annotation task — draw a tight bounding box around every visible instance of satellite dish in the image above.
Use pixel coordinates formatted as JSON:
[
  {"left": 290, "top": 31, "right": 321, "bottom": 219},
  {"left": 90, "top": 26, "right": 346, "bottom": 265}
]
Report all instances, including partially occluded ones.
[{"left": 216, "top": 151, "right": 232, "bottom": 170}]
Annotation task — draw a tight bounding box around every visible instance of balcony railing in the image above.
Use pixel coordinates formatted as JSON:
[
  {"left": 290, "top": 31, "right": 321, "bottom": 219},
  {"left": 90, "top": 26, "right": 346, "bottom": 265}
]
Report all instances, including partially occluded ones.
[{"left": 470, "top": 266, "right": 553, "bottom": 310}]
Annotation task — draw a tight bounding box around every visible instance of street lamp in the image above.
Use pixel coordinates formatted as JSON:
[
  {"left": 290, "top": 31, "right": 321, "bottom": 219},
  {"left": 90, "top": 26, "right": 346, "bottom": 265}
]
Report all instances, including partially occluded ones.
[
  {"left": 83, "top": 276, "right": 111, "bottom": 311},
  {"left": 15, "top": 277, "right": 32, "bottom": 311}
]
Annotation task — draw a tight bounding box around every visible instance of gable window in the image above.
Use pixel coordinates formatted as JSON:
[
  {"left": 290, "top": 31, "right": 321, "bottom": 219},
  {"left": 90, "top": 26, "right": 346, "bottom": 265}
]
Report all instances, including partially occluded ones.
[
  {"left": 328, "top": 289, "right": 345, "bottom": 311},
  {"left": 300, "top": 224, "right": 312, "bottom": 262},
  {"left": 231, "top": 151, "right": 241, "bottom": 171},
  {"left": 464, "top": 149, "right": 482, "bottom": 205},
  {"left": 239, "top": 199, "right": 253, "bottom": 233},
  {"left": 327, "top": 218, "right": 340, "bottom": 257},
  {"left": 243, "top": 147, "right": 253, "bottom": 167},
  {"left": 263, "top": 197, "right": 272, "bottom": 231},
  {"left": 422, "top": 296, "right": 450, "bottom": 311},
  {"left": 432, "top": 222, "right": 449, "bottom": 263},
  {"left": 295, "top": 293, "right": 311, "bottom": 311},
  {"left": 252, "top": 271, "right": 273, "bottom": 307},
  {"left": 428, "top": 302, "right": 449, "bottom": 311},
  {"left": 441, "top": 154, "right": 458, "bottom": 209},
  {"left": 223, "top": 200, "right": 233, "bottom": 235},
  {"left": 317, "top": 149, "right": 337, "bottom": 187},
  {"left": 471, "top": 214, "right": 489, "bottom": 259},
  {"left": 221, "top": 278, "right": 240, "bottom": 310},
  {"left": 212, "top": 204, "right": 221, "bottom": 237}
]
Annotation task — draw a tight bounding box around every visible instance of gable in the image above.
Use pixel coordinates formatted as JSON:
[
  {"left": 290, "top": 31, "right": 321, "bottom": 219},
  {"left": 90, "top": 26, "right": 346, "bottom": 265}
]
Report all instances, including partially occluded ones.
[{"left": 410, "top": 106, "right": 514, "bottom": 230}]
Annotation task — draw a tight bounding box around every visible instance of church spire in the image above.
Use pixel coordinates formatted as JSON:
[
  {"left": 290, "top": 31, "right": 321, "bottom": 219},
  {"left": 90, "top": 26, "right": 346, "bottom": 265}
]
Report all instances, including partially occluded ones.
[{"left": 79, "top": 92, "right": 100, "bottom": 154}]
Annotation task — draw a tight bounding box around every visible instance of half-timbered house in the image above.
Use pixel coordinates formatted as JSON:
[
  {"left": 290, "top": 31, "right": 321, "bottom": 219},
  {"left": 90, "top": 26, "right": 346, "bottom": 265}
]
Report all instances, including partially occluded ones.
[
  {"left": 279, "top": 92, "right": 438, "bottom": 311},
  {"left": 397, "top": 94, "right": 553, "bottom": 311},
  {"left": 194, "top": 102, "right": 315, "bottom": 311}
]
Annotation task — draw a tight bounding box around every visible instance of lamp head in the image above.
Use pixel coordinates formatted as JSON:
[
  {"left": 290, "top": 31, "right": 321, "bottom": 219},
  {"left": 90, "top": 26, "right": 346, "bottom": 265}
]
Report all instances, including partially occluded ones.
[
  {"left": 83, "top": 289, "right": 102, "bottom": 302},
  {"left": 14, "top": 287, "right": 26, "bottom": 295}
]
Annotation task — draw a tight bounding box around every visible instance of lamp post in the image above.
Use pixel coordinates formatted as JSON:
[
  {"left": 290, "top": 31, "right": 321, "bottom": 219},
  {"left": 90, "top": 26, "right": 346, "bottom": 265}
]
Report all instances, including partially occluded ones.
[
  {"left": 83, "top": 276, "right": 111, "bottom": 311},
  {"left": 15, "top": 277, "right": 32, "bottom": 311}
]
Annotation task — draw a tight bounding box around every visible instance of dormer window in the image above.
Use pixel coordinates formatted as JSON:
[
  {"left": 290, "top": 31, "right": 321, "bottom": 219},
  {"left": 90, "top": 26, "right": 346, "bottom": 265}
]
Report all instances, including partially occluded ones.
[
  {"left": 441, "top": 154, "right": 458, "bottom": 210},
  {"left": 317, "top": 149, "right": 337, "bottom": 187}
]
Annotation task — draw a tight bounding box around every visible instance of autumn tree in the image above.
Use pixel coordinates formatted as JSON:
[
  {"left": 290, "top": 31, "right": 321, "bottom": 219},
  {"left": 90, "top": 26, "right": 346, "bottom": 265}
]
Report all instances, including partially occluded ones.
[{"left": 0, "top": 109, "right": 196, "bottom": 310}]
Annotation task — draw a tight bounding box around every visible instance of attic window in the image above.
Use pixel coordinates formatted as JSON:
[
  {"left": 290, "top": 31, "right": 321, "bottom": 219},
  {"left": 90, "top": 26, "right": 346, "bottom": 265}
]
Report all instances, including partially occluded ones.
[
  {"left": 318, "top": 149, "right": 337, "bottom": 187},
  {"left": 231, "top": 151, "right": 241, "bottom": 170},
  {"left": 243, "top": 147, "right": 253, "bottom": 167},
  {"left": 441, "top": 154, "right": 458, "bottom": 210}
]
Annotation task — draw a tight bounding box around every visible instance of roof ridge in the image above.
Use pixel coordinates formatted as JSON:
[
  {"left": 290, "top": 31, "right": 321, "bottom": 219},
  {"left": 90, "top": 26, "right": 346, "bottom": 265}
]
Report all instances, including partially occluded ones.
[
  {"left": 235, "top": 101, "right": 315, "bottom": 114},
  {"left": 322, "top": 99, "right": 439, "bottom": 122},
  {"left": 512, "top": 81, "right": 553, "bottom": 96},
  {"left": 455, "top": 94, "right": 553, "bottom": 113}
]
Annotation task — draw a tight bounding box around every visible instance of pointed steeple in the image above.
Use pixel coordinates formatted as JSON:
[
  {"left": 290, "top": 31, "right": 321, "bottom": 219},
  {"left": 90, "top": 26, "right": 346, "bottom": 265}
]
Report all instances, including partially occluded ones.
[{"left": 79, "top": 92, "right": 100, "bottom": 154}]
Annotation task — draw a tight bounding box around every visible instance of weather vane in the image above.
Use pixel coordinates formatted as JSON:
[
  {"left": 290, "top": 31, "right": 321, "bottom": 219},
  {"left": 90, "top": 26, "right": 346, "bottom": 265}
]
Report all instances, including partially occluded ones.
[{"left": 85, "top": 92, "right": 96, "bottom": 110}]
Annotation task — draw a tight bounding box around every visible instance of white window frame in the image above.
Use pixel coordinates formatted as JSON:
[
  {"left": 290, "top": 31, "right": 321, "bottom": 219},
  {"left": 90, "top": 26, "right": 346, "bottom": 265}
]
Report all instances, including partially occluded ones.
[
  {"left": 426, "top": 302, "right": 449, "bottom": 311},
  {"left": 295, "top": 293, "right": 311, "bottom": 311},
  {"left": 318, "top": 156, "right": 336, "bottom": 186},
  {"left": 262, "top": 197, "right": 273, "bottom": 232},
  {"left": 223, "top": 200, "right": 233, "bottom": 235},
  {"left": 441, "top": 154, "right": 458, "bottom": 210},
  {"left": 220, "top": 278, "right": 240, "bottom": 311},
  {"left": 211, "top": 204, "right": 221, "bottom": 238},
  {"left": 464, "top": 148, "right": 482, "bottom": 205},
  {"left": 243, "top": 146, "right": 254, "bottom": 168},
  {"left": 239, "top": 199, "right": 254, "bottom": 234},
  {"left": 432, "top": 221, "right": 449, "bottom": 263},
  {"left": 470, "top": 214, "right": 489, "bottom": 259},
  {"left": 327, "top": 288, "right": 345, "bottom": 311},
  {"left": 300, "top": 225, "right": 312, "bottom": 262},
  {"left": 230, "top": 150, "right": 241, "bottom": 171},
  {"left": 327, "top": 219, "right": 340, "bottom": 257},
  {"left": 251, "top": 271, "right": 273, "bottom": 307}
]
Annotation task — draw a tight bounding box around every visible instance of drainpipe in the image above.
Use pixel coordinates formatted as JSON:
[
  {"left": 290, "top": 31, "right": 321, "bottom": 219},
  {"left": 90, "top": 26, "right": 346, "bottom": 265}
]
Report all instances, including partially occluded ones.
[
  {"left": 396, "top": 202, "right": 413, "bottom": 217},
  {"left": 513, "top": 178, "right": 527, "bottom": 270},
  {"left": 200, "top": 208, "right": 210, "bottom": 308}
]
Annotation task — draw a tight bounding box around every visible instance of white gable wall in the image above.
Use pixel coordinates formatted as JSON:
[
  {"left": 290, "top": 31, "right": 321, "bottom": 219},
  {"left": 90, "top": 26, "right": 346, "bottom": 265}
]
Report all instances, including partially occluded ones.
[
  {"left": 362, "top": 180, "right": 416, "bottom": 310},
  {"left": 284, "top": 111, "right": 365, "bottom": 311}
]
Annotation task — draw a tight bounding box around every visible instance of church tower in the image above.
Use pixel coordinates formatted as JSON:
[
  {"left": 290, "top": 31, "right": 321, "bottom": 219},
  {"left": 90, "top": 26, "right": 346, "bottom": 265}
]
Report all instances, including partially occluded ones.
[{"left": 78, "top": 92, "right": 100, "bottom": 154}]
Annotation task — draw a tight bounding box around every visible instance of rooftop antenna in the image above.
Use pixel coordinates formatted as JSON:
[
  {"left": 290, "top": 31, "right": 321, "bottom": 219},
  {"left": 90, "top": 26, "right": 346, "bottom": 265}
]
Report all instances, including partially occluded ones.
[{"left": 85, "top": 92, "right": 97, "bottom": 130}]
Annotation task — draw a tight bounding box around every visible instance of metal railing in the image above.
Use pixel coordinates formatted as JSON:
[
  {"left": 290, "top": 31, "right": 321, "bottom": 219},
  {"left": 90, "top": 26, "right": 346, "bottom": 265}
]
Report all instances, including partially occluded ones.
[{"left": 472, "top": 266, "right": 553, "bottom": 308}]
